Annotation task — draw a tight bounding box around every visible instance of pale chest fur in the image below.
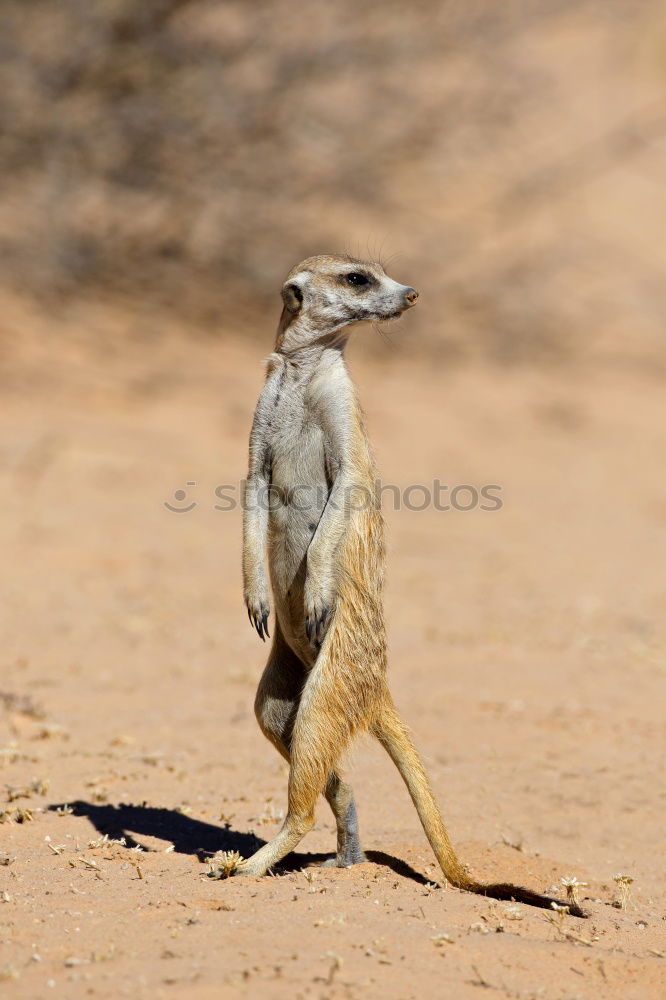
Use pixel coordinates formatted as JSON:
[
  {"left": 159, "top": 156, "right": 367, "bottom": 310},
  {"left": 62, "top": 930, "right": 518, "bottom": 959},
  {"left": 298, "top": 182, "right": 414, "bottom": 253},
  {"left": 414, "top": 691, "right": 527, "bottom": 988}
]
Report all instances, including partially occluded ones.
[{"left": 256, "top": 349, "right": 378, "bottom": 639}]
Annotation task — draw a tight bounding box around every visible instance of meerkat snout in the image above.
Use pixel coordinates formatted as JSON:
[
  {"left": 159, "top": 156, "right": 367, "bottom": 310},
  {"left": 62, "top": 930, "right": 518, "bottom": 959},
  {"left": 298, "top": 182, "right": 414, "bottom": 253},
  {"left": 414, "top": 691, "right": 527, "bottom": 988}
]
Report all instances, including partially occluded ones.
[{"left": 403, "top": 287, "right": 419, "bottom": 306}]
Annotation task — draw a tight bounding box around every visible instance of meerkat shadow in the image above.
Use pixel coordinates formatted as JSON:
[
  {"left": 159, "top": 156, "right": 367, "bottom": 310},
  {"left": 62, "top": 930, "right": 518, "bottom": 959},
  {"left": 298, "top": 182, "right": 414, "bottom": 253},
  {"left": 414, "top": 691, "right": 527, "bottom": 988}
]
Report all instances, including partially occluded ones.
[
  {"left": 47, "top": 801, "right": 430, "bottom": 884},
  {"left": 275, "top": 849, "right": 431, "bottom": 886},
  {"left": 48, "top": 801, "right": 264, "bottom": 860}
]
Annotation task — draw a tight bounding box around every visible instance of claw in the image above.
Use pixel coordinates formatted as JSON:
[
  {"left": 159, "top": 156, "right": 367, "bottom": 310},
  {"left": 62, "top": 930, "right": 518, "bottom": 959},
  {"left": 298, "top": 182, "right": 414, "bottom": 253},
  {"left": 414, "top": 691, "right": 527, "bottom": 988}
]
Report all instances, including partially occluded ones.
[
  {"left": 247, "top": 603, "right": 269, "bottom": 641},
  {"left": 305, "top": 618, "right": 312, "bottom": 641}
]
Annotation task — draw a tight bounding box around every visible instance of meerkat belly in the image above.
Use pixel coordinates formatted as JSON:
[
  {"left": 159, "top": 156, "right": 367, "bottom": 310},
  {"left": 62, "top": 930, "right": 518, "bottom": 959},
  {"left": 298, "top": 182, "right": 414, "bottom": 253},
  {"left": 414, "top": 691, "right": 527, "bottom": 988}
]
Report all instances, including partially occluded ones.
[{"left": 267, "top": 418, "right": 329, "bottom": 634}]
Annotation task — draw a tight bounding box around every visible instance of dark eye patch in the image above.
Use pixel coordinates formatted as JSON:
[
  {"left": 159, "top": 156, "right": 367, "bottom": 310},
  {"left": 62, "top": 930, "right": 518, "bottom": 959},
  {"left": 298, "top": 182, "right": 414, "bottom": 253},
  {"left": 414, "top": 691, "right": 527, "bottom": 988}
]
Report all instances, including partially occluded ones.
[{"left": 344, "top": 272, "right": 373, "bottom": 288}]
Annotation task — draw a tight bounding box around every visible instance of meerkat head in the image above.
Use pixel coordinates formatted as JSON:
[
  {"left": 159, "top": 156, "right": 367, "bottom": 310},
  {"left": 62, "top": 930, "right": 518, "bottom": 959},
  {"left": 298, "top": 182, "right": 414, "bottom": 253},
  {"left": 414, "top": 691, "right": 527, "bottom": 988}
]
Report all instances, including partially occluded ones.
[{"left": 275, "top": 254, "right": 418, "bottom": 351}]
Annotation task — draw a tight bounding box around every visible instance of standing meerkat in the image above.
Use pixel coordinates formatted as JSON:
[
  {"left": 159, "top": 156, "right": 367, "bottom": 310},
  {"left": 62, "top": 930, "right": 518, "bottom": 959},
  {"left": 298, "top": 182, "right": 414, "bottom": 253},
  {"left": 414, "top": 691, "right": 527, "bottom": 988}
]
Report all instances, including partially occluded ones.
[{"left": 237, "top": 253, "right": 584, "bottom": 916}]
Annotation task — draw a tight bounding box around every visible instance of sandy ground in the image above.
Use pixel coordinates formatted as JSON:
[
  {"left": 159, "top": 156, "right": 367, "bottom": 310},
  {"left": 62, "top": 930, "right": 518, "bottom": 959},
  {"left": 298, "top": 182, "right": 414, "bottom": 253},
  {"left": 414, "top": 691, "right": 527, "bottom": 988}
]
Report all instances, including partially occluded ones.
[{"left": 0, "top": 298, "right": 664, "bottom": 999}]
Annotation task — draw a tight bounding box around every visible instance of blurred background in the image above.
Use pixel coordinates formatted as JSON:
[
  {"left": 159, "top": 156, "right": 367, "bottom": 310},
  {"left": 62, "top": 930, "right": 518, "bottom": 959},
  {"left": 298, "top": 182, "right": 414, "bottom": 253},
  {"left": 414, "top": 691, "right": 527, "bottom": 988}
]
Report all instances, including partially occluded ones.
[
  {"left": 1, "top": 0, "right": 665, "bottom": 365},
  {"left": 1, "top": 5, "right": 665, "bottom": 995}
]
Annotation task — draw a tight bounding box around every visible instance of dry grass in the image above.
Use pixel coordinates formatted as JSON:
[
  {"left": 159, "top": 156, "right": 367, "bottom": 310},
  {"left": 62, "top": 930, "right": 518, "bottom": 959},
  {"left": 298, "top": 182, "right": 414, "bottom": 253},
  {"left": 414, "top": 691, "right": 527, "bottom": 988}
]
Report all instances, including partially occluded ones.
[
  {"left": 207, "top": 851, "right": 244, "bottom": 880},
  {"left": 613, "top": 873, "right": 635, "bottom": 911}
]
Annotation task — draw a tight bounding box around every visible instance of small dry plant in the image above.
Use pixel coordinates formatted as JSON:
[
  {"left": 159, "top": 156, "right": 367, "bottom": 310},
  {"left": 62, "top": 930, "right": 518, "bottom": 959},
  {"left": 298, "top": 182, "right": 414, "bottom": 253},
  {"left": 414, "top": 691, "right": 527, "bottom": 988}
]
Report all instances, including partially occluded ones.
[
  {"left": 0, "top": 744, "right": 21, "bottom": 768},
  {"left": 1, "top": 807, "right": 34, "bottom": 824},
  {"left": 5, "top": 778, "right": 49, "bottom": 802},
  {"left": 37, "top": 724, "right": 70, "bottom": 740},
  {"left": 544, "top": 901, "right": 595, "bottom": 947},
  {"left": 612, "top": 873, "right": 634, "bottom": 910},
  {"left": 546, "top": 901, "right": 570, "bottom": 935},
  {"left": 431, "top": 933, "right": 454, "bottom": 948},
  {"left": 561, "top": 875, "right": 587, "bottom": 910},
  {"left": 303, "top": 869, "right": 324, "bottom": 894},
  {"left": 87, "top": 834, "right": 126, "bottom": 849},
  {"left": 208, "top": 850, "right": 243, "bottom": 879}
]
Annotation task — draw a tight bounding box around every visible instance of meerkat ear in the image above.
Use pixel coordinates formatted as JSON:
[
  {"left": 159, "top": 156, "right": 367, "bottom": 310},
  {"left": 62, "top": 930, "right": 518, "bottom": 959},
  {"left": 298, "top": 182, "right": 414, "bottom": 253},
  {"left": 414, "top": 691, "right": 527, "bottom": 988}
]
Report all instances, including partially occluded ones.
[
  {"left": 281, "top": 282, "right": 303, "bottom": 314},
  {"left": 275, "top": 279, "right": 304, "bottom": 347}
]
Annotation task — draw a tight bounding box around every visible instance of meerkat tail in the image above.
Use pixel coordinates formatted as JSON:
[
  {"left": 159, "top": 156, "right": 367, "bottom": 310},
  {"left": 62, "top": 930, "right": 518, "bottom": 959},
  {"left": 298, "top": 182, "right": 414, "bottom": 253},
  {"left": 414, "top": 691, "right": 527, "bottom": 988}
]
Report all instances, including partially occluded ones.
[
  {"left": 371, "top": 700, "right": 586, "bottom": 917},
  {"left": 371, "top": 701, "right": 469, "bottom": 884}
]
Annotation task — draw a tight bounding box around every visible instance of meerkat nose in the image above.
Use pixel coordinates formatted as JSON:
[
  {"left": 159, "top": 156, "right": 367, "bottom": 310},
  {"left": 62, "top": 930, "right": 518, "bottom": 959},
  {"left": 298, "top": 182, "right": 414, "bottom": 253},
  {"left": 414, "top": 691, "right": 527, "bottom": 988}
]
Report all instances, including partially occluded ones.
[{"left": 404, "top": 287, "right": 419, "bottom": 306}]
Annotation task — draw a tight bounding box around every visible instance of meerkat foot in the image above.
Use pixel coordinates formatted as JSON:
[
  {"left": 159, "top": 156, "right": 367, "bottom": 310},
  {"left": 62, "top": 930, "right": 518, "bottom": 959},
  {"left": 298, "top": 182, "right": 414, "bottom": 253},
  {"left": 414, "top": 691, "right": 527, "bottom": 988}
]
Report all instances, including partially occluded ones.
[
  {"left": 231, "top": 811, "right": 315, "bottom": 879},
  {"left": 232, "top": 850, "right": 278, "bottom": 878},
  {"left": 323, "top": 845, "right": 366, "bottom": 868},
  {"left": 233, "top": 862, "right": 266, "bottom": 877},
  {"left": 322, "top": 796, "right": 366, "bottom": 867}
]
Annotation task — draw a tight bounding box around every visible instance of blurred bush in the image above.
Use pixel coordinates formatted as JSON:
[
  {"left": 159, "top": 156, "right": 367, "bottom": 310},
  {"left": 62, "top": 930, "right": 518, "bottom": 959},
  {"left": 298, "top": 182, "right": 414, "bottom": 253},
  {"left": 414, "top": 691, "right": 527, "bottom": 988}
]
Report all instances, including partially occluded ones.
[{"left": 1, "top": 0, "right": 665, "bottom": 364}]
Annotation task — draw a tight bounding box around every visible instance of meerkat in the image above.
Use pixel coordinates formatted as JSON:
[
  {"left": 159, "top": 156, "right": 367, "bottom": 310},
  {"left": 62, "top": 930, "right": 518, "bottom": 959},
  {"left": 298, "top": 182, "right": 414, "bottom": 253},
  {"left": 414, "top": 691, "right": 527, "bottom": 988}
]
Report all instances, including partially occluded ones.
[{"left": 237, "top": 253, "right": 585, "bottom": 916}]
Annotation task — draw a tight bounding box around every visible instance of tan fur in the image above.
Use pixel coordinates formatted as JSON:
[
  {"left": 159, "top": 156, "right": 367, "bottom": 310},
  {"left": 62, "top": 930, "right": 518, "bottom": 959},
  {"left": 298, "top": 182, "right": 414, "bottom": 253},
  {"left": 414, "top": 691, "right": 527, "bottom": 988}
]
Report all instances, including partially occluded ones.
[{"left": 238, "top": 254, "right": 585, "bottom": 916}]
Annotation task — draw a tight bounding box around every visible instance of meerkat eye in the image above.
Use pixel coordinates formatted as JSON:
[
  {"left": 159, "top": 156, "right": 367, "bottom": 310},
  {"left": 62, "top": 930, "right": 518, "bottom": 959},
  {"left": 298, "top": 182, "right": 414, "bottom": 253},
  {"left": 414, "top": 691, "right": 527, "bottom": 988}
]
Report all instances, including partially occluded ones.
[{"left": 345, "top": 272, "right": 370, "bottom": 288}]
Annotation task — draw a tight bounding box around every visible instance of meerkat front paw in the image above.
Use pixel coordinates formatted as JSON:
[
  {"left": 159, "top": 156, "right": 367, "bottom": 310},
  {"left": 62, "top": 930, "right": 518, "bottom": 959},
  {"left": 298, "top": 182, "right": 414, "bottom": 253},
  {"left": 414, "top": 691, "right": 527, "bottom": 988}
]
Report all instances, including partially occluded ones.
[
  {"left": 304, "top": 578, "right": 334, "bottom": 647},
  {"left": 244, "top": 580, "right": 270, "bottom": 641}
]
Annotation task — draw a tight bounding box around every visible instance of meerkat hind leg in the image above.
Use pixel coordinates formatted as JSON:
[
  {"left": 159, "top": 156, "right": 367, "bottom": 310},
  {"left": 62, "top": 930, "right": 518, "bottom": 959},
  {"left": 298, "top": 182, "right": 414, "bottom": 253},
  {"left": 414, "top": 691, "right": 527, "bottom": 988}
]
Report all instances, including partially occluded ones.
[
  {"left": 256, "top": 722, "right": 365, "bottom": 869},
  {"left": 237, "top": 667, "right": 359, "bottom": 877},
  {"left": 252, "top": 637, "right": 365, "bottom": 871},
  {"left": 235, "top": 765, "right": 364, "bottom": 876},
  {"left": 323, "top": 773, "right": 366, "bottom": 867}
]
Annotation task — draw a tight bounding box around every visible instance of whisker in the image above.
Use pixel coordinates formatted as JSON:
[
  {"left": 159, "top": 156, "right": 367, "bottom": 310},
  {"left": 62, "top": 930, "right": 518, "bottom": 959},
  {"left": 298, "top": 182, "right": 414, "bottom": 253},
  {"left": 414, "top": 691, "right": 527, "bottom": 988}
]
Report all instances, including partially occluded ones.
[
  {"left": 381, "top": 251, "right": 403, "bottom": 269},
  {"left": 372, "top": 321, "right": 398, "bottom": 352}
]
